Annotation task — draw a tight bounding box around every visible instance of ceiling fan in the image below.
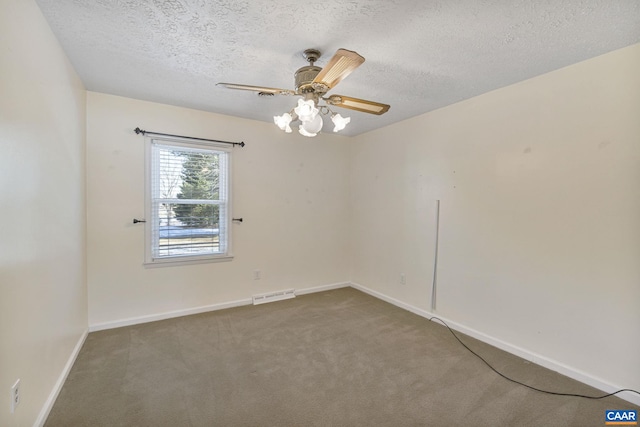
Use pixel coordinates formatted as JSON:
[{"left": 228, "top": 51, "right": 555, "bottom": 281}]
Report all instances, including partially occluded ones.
[{"left": 217, "top": 48, "right": 390, "bottom": 137}]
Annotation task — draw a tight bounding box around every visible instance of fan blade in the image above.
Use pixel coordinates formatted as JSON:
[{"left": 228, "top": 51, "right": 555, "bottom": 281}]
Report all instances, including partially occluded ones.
[
  {"left": 311, "top": 49, "right": 365, "bottom": 92},
  {"left": 217, "top": 83, "right": 295, "bottom": 96},
  {"left": 326, "top": 95, "right": 390, "bottom": 115}
]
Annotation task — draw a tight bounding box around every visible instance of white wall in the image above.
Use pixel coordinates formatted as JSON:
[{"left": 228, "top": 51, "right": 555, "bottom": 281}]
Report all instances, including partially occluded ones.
[
  {"left": 350, "top": 44, "right": 640, "bottom": 399},
  {"left": 0, "top": 0, "right": 88, "bottom": 425},
  {"left": 86, "top": 93, "right": 351, "bottom": 327}
]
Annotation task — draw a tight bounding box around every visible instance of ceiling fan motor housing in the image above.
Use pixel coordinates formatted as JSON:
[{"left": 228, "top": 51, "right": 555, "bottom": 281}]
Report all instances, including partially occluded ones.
[{"left": 295, "top": 65, "right": 322, "bottom": 93}]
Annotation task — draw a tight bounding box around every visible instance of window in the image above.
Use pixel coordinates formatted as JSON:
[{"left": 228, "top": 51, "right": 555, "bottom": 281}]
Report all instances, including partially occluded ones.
[{"left": 145, "top": 136, "right": 232, "bottom": 265}]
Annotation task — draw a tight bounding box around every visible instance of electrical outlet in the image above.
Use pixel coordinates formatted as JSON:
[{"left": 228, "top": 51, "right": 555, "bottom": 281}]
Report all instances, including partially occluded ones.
[
  {"left": 400, "top": 273, "right": 406, "bottom": 285},
  {"left": 253, "top": 270, "right": 261, "bottom": 280},
  {"left": 10, "top": 379, "right": 20, "bottom": 413}
]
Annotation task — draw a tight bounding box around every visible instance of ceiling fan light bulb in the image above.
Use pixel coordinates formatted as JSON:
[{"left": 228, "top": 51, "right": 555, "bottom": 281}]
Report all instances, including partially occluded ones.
[
  {"left": 331, "top": 114, "right": 350, "bottom": 132},
  {"left": 294, "top": 99, "right": 318, "bottom": 122}
]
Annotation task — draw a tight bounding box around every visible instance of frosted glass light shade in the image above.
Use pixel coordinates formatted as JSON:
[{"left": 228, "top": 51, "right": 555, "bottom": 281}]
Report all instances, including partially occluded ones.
[
  {"left": 298, "top": 126, "right": 317, "bottom": 137},
  {"left": 294, "top": 99, "right": 318, "bottom": 122},
  {"left": 274, "top": 113, "right": 293, "bottom": 133},
  {"left": 299, "top": 114, "right": 323, "bottom": 137},
  {"left": 331, "top": 113, "right": 350, "bottom": 132}
]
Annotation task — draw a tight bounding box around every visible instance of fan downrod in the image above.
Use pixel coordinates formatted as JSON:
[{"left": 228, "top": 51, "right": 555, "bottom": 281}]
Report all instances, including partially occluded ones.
[{"left": 303, "top": 49, "right": 321, "bottom": 65}]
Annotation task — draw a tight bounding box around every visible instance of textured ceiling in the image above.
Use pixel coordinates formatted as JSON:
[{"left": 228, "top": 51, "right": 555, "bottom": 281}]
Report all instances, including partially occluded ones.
[{"left": 34, "top": 0, "right": 640, "bottom": 137}]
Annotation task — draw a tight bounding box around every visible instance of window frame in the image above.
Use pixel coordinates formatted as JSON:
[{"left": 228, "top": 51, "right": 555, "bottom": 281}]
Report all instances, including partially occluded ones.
[{"left": 144, "top": 134, "right": 233, "bottom": 267}]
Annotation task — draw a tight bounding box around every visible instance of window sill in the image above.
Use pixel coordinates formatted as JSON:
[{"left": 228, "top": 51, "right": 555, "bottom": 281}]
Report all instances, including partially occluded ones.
[{"left": 144, "top": 254, "right": 234, "bottom": 268}]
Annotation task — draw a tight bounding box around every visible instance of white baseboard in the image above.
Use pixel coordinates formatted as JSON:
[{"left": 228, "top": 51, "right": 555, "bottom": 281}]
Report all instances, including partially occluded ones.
[
  {"left": 295, "top": 281, "right": 350, "bottom": 296},
  {"left": 349, "top": 281, "right": 640, "bottom": 406},
  {"left": 35, "top": 328, "right": 88, "bottom": 427},
  {"left": 89, "top": 298, "right": 252, "bottom": 332}
]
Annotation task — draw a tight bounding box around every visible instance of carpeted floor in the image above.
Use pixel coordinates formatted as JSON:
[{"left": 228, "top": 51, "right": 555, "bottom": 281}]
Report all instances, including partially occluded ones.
[{"left": 45, "top": 287, "right": 638, "bottom": 426}]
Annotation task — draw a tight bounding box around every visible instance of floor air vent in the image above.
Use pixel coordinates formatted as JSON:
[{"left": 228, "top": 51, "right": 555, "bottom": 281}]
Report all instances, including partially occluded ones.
[{"left": 252, "top": 289, "right": 296, "bottom": 305}]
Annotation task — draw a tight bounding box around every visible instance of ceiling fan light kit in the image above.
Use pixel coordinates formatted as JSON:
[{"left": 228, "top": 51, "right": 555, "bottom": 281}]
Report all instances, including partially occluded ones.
[{"left": 218, "top": 48, "right": 390, "bottom": 137}]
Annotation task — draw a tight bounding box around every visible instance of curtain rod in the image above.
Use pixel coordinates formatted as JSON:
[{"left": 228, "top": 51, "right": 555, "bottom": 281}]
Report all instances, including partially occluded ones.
[{"left": 134, "top": 127, "right": 245, "bottom": 147}]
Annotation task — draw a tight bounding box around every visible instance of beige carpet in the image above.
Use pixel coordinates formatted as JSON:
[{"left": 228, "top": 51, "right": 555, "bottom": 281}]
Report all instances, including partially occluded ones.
[{"left": 45, "top": 287, "right": 638, "bottom": 426}]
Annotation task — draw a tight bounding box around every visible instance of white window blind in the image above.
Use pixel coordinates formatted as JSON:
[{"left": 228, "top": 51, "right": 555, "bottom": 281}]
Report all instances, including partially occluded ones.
[{"left": 147, "top": 138, "right": 231, "bottom": 263}]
